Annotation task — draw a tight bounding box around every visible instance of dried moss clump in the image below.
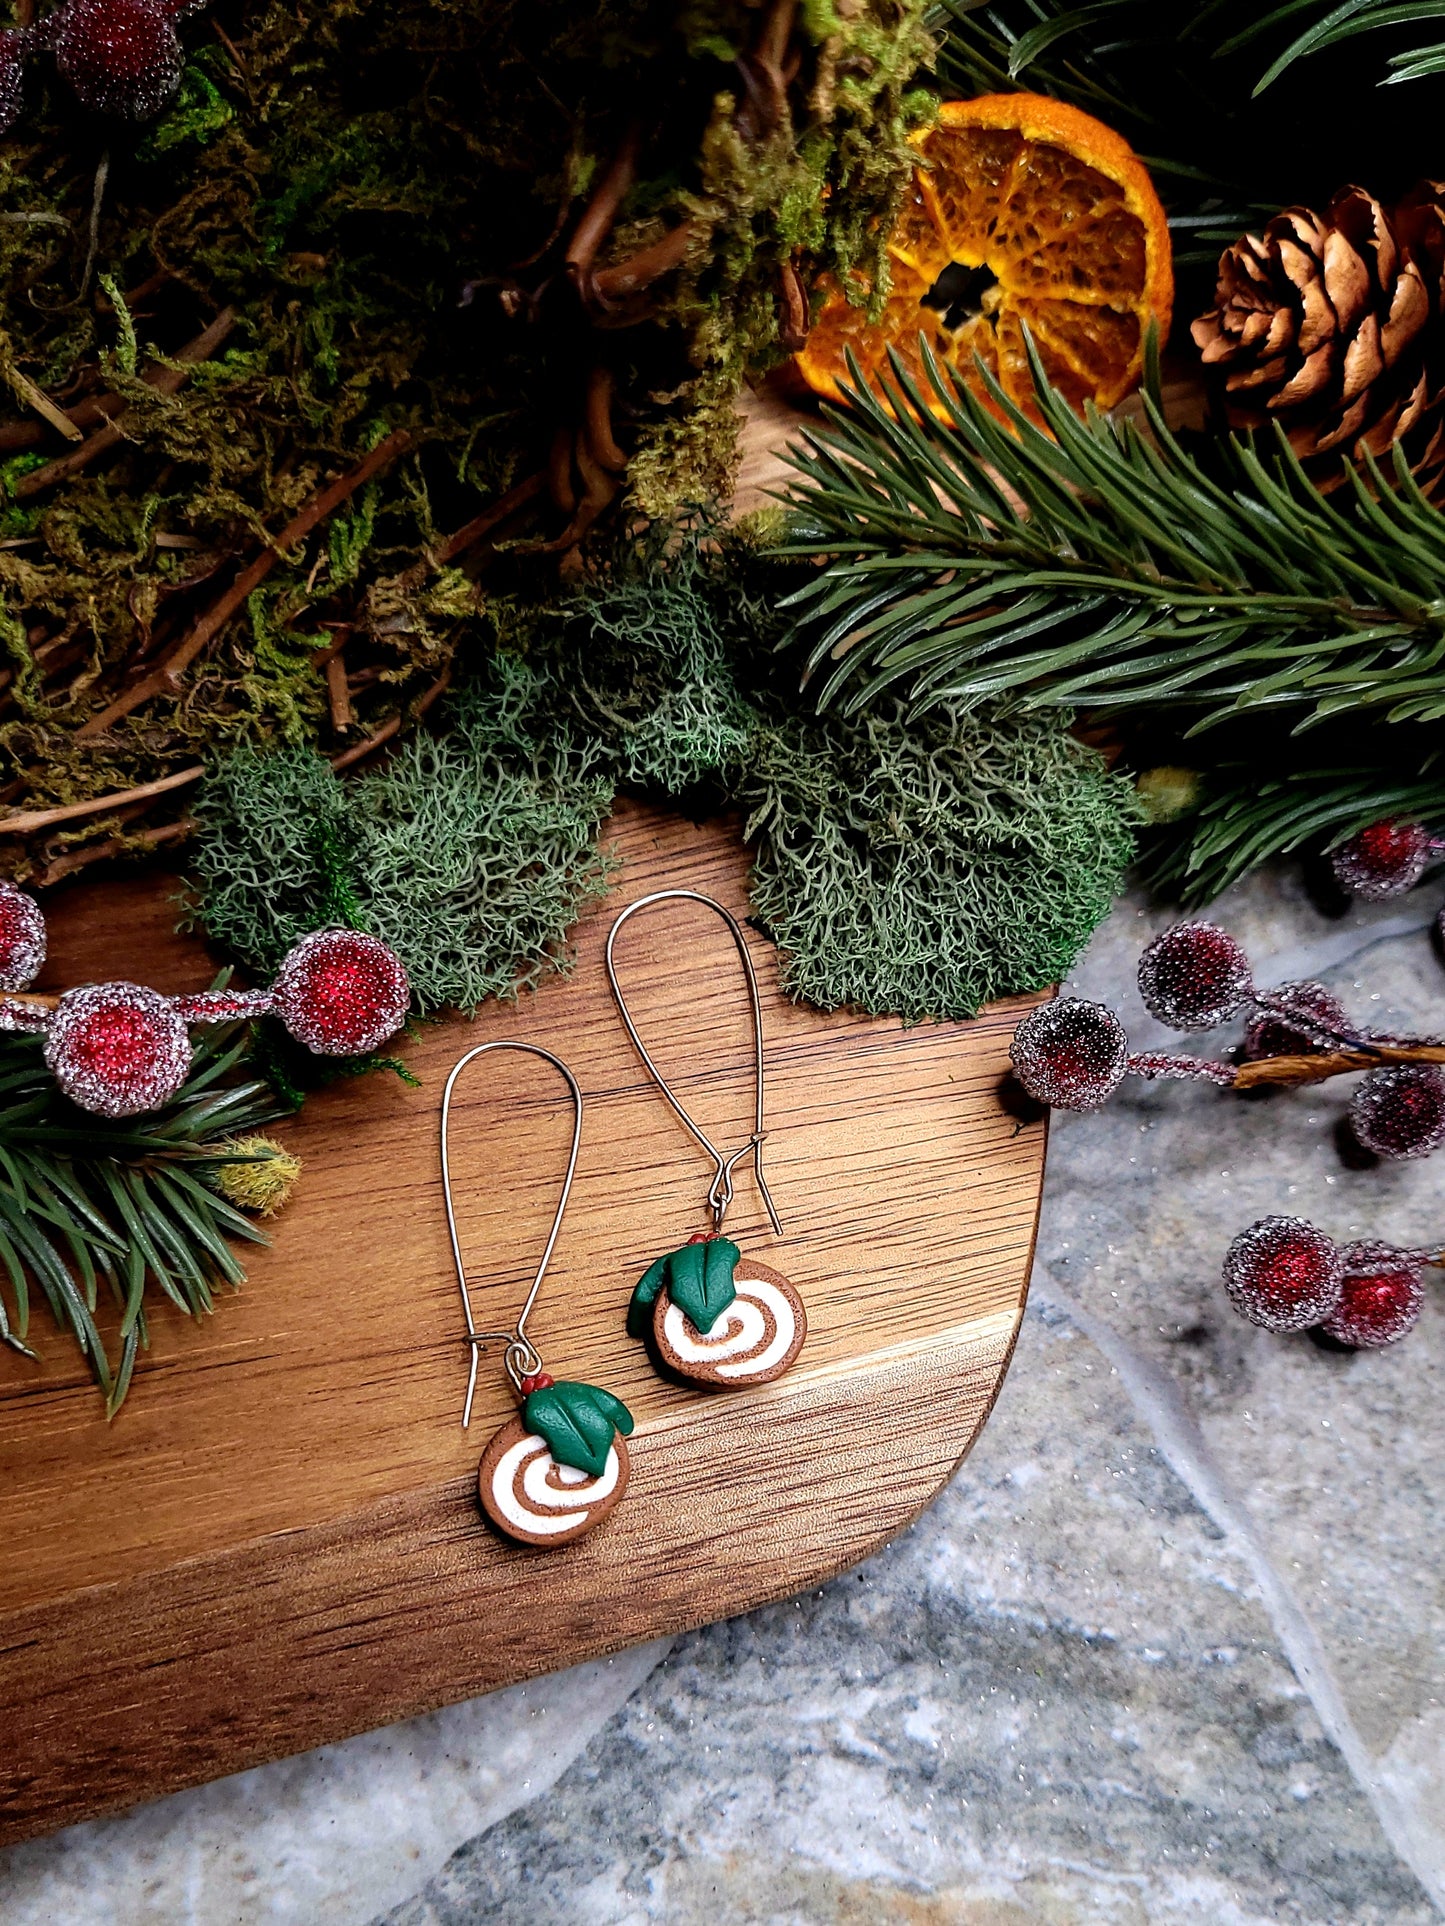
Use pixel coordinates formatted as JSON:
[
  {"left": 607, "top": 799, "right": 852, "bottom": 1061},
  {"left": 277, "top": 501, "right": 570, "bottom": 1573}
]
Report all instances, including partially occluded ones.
[
  {"left": 741, "top": 703, "right": 1138, "bottom": 1023},
  {"left": 192, "top": 659, "right": 616, "bottom": 1012},
  {"left": 0, "top": 0, "right": 933, "bottom": 872}
]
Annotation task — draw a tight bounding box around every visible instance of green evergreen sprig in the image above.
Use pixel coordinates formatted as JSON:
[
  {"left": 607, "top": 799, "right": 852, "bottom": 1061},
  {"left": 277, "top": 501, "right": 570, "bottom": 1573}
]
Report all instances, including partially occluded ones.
[
  {"left": 0, "top": 1019, "right": 290, "bottom": 1414},
  {"left": 781, "top": 338, "right": 1445, "bottom": 736}
]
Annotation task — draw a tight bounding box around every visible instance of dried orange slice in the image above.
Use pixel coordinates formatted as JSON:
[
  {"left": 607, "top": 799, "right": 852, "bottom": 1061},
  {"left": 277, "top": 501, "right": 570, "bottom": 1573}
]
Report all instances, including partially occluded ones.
[{"left": 796, "top": 93, "right": 1173, "bottom": 418}]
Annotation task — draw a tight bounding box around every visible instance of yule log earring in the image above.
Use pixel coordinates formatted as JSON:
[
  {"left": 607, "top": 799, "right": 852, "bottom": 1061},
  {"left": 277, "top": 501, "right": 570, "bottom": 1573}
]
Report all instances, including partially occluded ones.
[
  {"left": 606, "top": 889, "right": 806, "bottom": 1389},
  {"left": 439, "top": 1041, "right": 634, "bottom": 1549}
]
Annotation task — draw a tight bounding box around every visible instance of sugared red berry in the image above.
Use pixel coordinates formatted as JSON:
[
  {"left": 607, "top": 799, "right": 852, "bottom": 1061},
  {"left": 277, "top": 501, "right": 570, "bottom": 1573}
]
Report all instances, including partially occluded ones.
[
  {"left": 1138, "top": 922, "right": 1254, "bottom": 1031},
  {"left": 1349, "top": 1064, "right": 1445, "bottom": 1160},
  {"left": 1009, "top": 998, "right": 1128, "bottom": 1111},
  {"left": 272, "top": 928, "right": 410, "bottom": 1057},
  {"left": 0, "top": 879, "right": 46, "bottom": 992},
  {"left": 0, "top": 29, "right": 29, "bottom": 131},
  {"left": 45, "top": 981, "right": 191, "bottom": 1117},
  {"left": 51, "top": 0, "right": 182, "bottom": 121},
  {"left": 1330, "top": 820, "right": 1436, "bottom": 900},
  {"left": 1221, "top": 1215, "right": 1343, "bottom": 1332},
  {"left": 1241, "top": 980, "right": 1347, "bottom": 1060},
  {"left": 1321, "top": 1241, "right": 1424, "bottom": 1348}
]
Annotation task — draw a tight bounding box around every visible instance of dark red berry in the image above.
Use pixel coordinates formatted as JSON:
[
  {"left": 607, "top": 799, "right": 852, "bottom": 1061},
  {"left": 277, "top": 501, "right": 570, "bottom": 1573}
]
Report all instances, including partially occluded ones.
[
  {"left": 519, "top": 1372, "right": 555, "bottom": 1396},
  {"left": 44, "top": 981, "right": 191, "bottom": 1117},
  {"left": 0, "top": 28, "right": 29, "bottom": 131},
  {"left": 1321, "top": 1242, "right": 1424, "bottom": 1348},
  {"left": 1009, "top": 998, "right": 1128, "bottom": 1111},
  {"left": 1222, "top": 1215, "right": 1343, "bottom": 1332},
  {"left": 1137, "top": 922, "right": 1254, "bottom": 1031},
  {"left": 1330, "top": 820, "right": 1434, "bottom": 900},
  {"left": 0, "top": 879, "right": 46, "bottom": 992},
  {"left": 1241, "top": 980, "right": 1347, "bottom": 1060},
  {"left": 52, "top": 0, "right": 182, "bottom": 121},
  {"left": 1350, "top": 1064, "right": 1445, "bottom": 1160},
  {"left": 272, "top": 928, "right": 410, "bottom": 1057}
]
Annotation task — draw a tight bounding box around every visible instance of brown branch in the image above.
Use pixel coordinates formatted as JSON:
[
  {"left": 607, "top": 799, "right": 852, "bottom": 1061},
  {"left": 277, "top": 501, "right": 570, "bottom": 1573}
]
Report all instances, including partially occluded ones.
[
  {"left": 1231, "top": 1043, "right": 1445, "bottom": 1091},
  {"left": 565, "top": 126, "right": 641, "bottom": 286},
  {"left": 778, "top": 260, "right": 809, "bottom": 352},
  {"left": 32, "top": 816, "right": 193, "bottom": 888},
  {"left": 584, "top": 367, "right": 628, "bottom": 473},
  {"left": 329, "top": 666, "right": 452, "bottom": 772},
  {"left": 0, "top": 764, "right": 203, "bottom": 835},
  {"left": 16, "top": 308, "right": 237, "bottom": 498},
  {"left": 434, "top": 470, "right": 547, "bottom": 566},
  {"left": 76, "top": 429, "right": 414, "bottom": 740},
  {"left": 590, "top": 220, "right": 696, "bottom": 305},
  {"left": 325, "top": 650, "right": 352, "bottom": 732}
]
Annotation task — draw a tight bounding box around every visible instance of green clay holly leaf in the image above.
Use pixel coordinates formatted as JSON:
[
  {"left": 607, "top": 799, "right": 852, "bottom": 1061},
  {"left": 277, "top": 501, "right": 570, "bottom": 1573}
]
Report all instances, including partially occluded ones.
[
  {"left": 523, "top": 1380, "right": 635, "bottom": 1478},
  {"left": 628, "top": 1251, "right": 672, "bottom": 1339},
  {"left": 663, "top": 1237, "right": 738, "bottom": 1336},
  {"left": 627, "top": 1238, "right": 740, "bottom": 1340}
]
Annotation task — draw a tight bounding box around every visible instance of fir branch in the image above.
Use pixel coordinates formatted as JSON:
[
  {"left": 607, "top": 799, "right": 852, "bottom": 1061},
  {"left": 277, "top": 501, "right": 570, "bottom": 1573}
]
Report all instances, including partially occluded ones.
[
  {"left": 0, "top": 1018, "right": 291, "bottom": 1413},
  {"left": 780, "top": 339, "right": 1445, "bottom": 736},
  {"left": 1224, "top": 0, "right": 1445, "bottom": 91},
  {"left": 1142, "top": 755, "right": 1445, "bottom": 903}
]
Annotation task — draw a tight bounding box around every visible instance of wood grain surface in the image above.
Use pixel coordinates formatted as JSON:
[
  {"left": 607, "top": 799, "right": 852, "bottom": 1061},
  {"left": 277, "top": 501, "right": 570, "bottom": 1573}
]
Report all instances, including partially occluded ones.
[{"left": 0, "top": 798, "right": 1045, "bottom": 1846}]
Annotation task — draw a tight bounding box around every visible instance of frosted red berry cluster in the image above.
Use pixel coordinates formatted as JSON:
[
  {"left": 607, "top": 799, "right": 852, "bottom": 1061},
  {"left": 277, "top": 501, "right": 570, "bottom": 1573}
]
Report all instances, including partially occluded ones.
[
  {"left": 1223, "top": 1216, "right": 1435, "bottom": 1350},
  {"left": 1330, "top": 819, "right": 1444, "bottom": 901},
  {"left": 0, "top": 0, "right": 203, "bottom": 132},
  {"left": 0, "top": 879, "right": 410, "bottom": 1119}
]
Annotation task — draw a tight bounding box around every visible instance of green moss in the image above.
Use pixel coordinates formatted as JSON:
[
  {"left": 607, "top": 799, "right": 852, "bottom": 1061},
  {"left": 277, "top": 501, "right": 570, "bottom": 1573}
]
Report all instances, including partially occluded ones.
[{"left": 741, "top": 703, "right": 1140, "bottom": 1023}]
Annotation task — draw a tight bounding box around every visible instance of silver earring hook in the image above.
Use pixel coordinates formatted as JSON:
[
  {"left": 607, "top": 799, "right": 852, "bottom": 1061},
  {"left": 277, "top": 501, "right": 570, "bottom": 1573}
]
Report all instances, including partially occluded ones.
[
  {"left": 439, "top": 1040, "right": 582, "bottom": 1427},
  {"left": 605, "top": 889, "right": 783, "bottom": 1240}
]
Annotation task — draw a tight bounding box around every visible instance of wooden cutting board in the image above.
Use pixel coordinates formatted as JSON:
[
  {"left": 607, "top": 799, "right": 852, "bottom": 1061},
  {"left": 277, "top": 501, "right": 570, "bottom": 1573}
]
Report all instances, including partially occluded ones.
[{"left": 0, "top": 797, "right": 1045, "bottom": 1846}]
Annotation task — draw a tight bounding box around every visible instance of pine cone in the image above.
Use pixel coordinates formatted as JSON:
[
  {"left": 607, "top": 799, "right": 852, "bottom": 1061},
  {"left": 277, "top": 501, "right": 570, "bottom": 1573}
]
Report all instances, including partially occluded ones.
[{"left": 1191, "top": 184, "right": 1445, "bottom": 486}]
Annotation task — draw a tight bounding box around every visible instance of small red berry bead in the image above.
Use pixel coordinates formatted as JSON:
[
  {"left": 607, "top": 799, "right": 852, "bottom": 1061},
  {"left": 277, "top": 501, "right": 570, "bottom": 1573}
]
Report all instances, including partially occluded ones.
[
  {"left": 1221, "top": 1215, "right": 1344, "bottom": 1332},
  {"left": 1138, "top": 922, "right": 1254, "bottom": 1032},
  {"left": 1330, "top": 820, "right": 1435, "bottom": 900},
  {"left": 1241, "top": 980, "right": 1347, "bottom": 1061},
  {"left": 0, "top": 879, "right": 46, "bottom": 992},
  {"left": 50, "top": 0, "right": 183, "bottom": 120},
  {"left": 271, "top": 928, "right": 410, "bottom": 1057},
  {"left": 1350, "top": 1064, "right": 1445, "bottom": 1161},
  {"left": 1009, "top": 998, "right": 1128, "bottom": 1111},
  {"left": 45, "top": 981, "right": 191, "bottom": 1118},
  {"left": 519, "top": 1372, "right": 555, "bottom": 1396},
  {"left": 1321, "top": 1242, "right": 1424, "bottom": 1348}
]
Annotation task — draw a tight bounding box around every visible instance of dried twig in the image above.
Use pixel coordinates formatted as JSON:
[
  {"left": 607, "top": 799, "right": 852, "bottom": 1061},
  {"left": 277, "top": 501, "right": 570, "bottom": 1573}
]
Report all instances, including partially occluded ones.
[
  {"left": 0, "top": 764, "right": 203, "bottom": 835},
  {"left": 330, "top": 665, "right": 451, "bottom": 771},
  {"left": 76, "top": 428, "right": 414, "bottom": 739},
  {"left": 1232, "top": 1043, "right": 1445, "bottom": 1090},
  {"left": 16, "top": 308, "right": 237, "bottom": 497}
]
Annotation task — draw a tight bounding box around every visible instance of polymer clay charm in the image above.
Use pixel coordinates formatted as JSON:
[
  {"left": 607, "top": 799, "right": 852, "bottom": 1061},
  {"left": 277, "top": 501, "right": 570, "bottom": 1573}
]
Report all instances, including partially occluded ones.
[
  {"left": 638, "top": 1241, "right": 806, "bottom": 1388},
  {"left": 607, "top": 889, "right": 806, "bottom": 1391},
  {"left": 440, "top": 1040, "right": 634, "bottom": 1550}
]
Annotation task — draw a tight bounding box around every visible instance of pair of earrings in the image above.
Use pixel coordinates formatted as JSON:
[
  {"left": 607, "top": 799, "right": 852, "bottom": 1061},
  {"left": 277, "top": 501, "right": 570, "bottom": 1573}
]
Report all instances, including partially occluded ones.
[{"left": 438, "top": 891, "right": 808, "bottom": 1550}]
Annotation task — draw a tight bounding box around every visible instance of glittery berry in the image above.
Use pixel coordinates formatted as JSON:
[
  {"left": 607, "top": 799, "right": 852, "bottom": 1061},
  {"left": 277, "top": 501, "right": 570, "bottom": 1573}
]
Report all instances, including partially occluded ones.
[
  {"left": 51, "top": 0, "right": 182, "bottom": 121},
  {"left": 45, "top": 981, "right": 190, "bottom": 1118},
  {"left": 1321, "top": 1241, "right": 1424, "bottom": 1349},
  {"left": 1009, "top": 998, "right": 1128, "bottom": 1111},
  {"left": 0, "top": 879, "right": 46, "bottom": 992},
  {"left": 1241, "top": 980, "right": 1347, "bottom": 1060},
  {"left": 1330, "top": 820, "right": 1435, "bottom": 900},
  {"left": 1349, "top": 1064, "right": 1445, "bottom": 1160},
  {"left": 1137, "top": 922, "right": 1254, "bottom": 1031},
  {"left": 1221, "top": 1215, "right": 1344, "bottom": 1332},
  {"left": 272, "top": 928, "right": 410, "bottom": 1057},
  {"left": 0, "top": 28, "right": 29, "bottom": 131}
]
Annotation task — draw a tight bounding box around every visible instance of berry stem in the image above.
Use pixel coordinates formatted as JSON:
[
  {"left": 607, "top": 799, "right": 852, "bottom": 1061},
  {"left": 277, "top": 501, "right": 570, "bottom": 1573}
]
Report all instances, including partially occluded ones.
[{"left": 1232, "top": 1040, "right": 1445, "bottom": 1091}]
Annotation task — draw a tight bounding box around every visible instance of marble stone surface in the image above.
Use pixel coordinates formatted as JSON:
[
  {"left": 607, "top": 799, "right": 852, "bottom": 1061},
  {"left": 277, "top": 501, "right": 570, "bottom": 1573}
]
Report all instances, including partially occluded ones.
[{"left": 4, "top": 866, "right": 1443, "bottom": 1923}]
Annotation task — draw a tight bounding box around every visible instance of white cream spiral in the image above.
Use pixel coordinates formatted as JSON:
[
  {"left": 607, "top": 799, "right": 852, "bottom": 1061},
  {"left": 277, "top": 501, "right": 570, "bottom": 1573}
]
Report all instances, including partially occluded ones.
[
  {"left": 661, "top": 1272, "right": 798, "bottom": 1380},
  {"left": 488, "top": 1432, "right": 621, "bottom": 1538}
]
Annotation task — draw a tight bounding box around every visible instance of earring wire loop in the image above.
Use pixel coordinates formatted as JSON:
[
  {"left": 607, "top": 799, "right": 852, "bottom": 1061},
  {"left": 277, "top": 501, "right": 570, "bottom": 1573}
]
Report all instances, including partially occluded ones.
[
  {"left": 439, "top": 1040, "right": 582, "bottom": 1427},
  {"left": 605, "top": 889, "right": 783, "bottom": 1240}
]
